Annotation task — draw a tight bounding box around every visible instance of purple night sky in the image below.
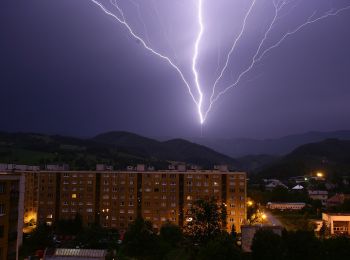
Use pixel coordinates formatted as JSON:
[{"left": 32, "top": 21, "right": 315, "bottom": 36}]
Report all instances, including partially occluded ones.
[{"left": 1, "top": 0, "right": 350, "bottom": 139}]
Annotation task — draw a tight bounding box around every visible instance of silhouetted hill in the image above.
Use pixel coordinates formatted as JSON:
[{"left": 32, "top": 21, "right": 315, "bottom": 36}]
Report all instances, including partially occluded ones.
[
  {"left": 256, "top": 139, "right": 350, "bottom": 179},
  {"left": 0, "top": 131, "right": 237, "bottom": 169},
  {"left": 93, "top": 132, "right": 237, "bottom": 167},
  {"left": 193, "top": 130, "right": 350, "bottom": 157},
  {"left": 94, "top": 131, "right": 160, "bottom": 148},
  {"left": 235, "top": 154, "right": 280, "bottom": 172}
]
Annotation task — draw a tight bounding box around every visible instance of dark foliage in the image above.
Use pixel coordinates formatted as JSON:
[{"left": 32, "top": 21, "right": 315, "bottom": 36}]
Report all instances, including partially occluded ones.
[
  {"left": 55, "top": 213, "right": 83, "bottom": 235},
  {"left": 283, "top": 231, "right": 323, "bottom": 260},
  {"left": 160, "top": 222, "right": 183, "bottom": 247},
  {"left": 251, "top": 229, "right": 286, "bottom": 260},
  {"left": 121, "top": 217, "right": 160, "bottom": 259},
  {"left": 196, "top": 232, "right": 241, "bottom": 260},
  {"left": 184, "top": 198, "right": 228, "bottom": 246},
  {"left": 251, "top": 229, "right": 350, "bottom": 260}
]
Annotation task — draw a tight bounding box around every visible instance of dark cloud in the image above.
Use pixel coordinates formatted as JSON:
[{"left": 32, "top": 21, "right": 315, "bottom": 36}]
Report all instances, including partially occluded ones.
[{"left": 1, "top": 0, "right": 349, "bottom": 139}]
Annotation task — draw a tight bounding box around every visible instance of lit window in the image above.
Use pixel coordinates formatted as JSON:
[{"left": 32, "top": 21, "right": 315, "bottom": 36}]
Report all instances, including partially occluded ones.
[{"left": 72, "top": 194, "right": 77, "bottom": 199}]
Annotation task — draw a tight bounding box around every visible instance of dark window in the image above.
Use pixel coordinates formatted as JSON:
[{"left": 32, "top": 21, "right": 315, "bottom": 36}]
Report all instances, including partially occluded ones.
[
  {"left": 0, "top": 225, "right": 4, "bottom": 238},
  {"left": 0, "top": 204, "right": 4, "bottom": 215},
  {"left": 0, "top": 183, "right": 5, "bottom": 193}
]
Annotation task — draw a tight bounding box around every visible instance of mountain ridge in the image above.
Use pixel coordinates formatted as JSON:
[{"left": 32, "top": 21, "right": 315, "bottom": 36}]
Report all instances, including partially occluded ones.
[
  {"left": 93, "top": 131, "right": 237, "bottom": 167},
  {"left": 0, "top": 131, "right": 237, "bottom": 170},
  {"left": 256, "top": 138, "right": 350, "bottom": 179},
  {"left": 192, "top": 130, "right": 350, "bottom": 157}
]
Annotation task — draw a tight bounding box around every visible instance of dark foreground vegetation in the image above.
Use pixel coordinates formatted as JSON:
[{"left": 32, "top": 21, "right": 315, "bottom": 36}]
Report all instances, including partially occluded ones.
[{"left": 21, "top": 199, "right": 350, "bottom": 260}]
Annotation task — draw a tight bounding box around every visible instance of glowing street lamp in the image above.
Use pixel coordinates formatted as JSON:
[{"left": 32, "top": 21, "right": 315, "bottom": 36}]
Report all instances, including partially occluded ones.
[{"left": 316, "top": 172, "right": 324, "bottom": 178}]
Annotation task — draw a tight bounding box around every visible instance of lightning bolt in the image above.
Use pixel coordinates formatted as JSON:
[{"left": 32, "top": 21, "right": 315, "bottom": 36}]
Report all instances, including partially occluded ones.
[
  {"left": 210, "top": 0, "right": 257, "bottom": 105},
  {"left": 204, "top": 1, "right": 350, "bottom": 121},
  {"left": 89, "top": 0, "right": 350, "bottom": 125},
  {"left": 126, "top": 0, "right": 152, "bottom": 46},
  {"left": 192, "top": 0, "right": 204, "bottom": 124},
  {"left": 90, "top": 0, "right": 205, "bottom": 123},
  {"left": 255, "top": 5, "right": 350, "bottom": 63}
]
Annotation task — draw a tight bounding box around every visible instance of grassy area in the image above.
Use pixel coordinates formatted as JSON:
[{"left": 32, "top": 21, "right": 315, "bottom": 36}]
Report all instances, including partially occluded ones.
[
  {"left": 272, "top": 211, "right": 317, "bottom": 231},
  {"left": 0, "top": 148, "right": 54, "bottom": 164}
]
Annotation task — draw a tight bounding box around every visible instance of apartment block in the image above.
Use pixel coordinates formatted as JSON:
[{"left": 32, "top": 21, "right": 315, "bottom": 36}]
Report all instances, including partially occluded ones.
[
  {"left": 9, "top": 165, "right": 247, "bottom": 234},
  {"left": 60, "top": 172, "right": 98, "bottom": 225},
  {"left": 99, "top": 171, "right": 138, "bottom": 229},
  {"left": 141, "top": 172, "right": 180, "bottom": 230},
  {"left": 37, "top": 172, "right": 60, "bottom": 226},
  {"left": 0, "top": 173, "right": 25, "bottom": 260},
  {"left": 23, "top": 172, "right": 38, "bottom": 231}
]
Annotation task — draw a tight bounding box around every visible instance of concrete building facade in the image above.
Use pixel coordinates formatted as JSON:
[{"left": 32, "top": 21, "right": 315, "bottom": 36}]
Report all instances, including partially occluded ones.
[
  {"left": 308, "top": 190, "right": 328, "bottom": 206},
  {"left": 15, "top": 166, "right": 247, "bottom": 233},
  {"left": 266, "top": 202, "right": 306, "bottom": 211},
  {"left": 0, "top": 173, "right": 25, "bottom": 260},
  {"left": 322, "top": 213, "right": 350, "bottom": 235}
]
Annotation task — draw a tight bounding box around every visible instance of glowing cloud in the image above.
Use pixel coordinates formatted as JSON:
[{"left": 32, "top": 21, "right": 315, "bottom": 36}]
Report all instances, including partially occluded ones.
[{"left": 89, "top": 0, "right": 350, "bottom": 124}]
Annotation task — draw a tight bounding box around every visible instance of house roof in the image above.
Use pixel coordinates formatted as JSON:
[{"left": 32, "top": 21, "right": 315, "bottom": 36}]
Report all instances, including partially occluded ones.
[
  {"left": 308, "top": 190, "right": 328, "bottom": 195},
  {"left": 327, "top": 193, "right": 350, "bottom": 203},
  {"left": 292, "top": 185, "right": 304, "bottom": 190},
  {"left": 53, "top": 249, "right": 107, "bottom": 258}
]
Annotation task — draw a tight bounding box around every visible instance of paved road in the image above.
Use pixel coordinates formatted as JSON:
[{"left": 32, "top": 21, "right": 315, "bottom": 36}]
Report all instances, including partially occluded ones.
[{"left": 264, "top": 210, "right": 283, "bottom": 227}]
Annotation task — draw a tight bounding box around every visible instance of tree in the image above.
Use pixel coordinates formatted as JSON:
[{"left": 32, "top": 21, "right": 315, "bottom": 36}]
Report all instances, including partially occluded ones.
[
  {"left": 318, "top": 221, "right": 330, "bottom": 238},
  {"left": 247, "top": 203, "right": 259, "bottom": 224},
  {"left": 55, "top": 213, "right": 83, "bottom": 235},
  {"left": 122, "top": 217, "right": 159, "bottom": 259},
  {"left": 323, "top": 236, "right": 350, "bottom": 259},
  {"left": 74, "top": 224, "right": 117, "bottom": 250},
  {"left": 251, "top": 229, "right": 286, "bottom": 260},
  {"left": 20, "top": 223, "right": 53, "bottom": 258},
  {"left": 196, "top": 232, "right": 241, "bottom": 260},
  {"left": 230, "top": 224, "right": 237, "bottom": 242},
  {"left": 184, "top": 198, "right": 227, "bottom": 246},
  {"left": 160, "top": 222, "right": 183, "bottom": 247},
  {"left": 283, "top": 231, "right": 323, "bottom": 260}
]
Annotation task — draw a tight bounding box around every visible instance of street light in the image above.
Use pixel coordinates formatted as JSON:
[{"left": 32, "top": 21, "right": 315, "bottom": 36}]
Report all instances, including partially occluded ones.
[
  {"left": 247, "top": 201, "right": 253, "bottom": 207},
  {"left": 316, "top": 172, "right": 324, "bottom": 178}
]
